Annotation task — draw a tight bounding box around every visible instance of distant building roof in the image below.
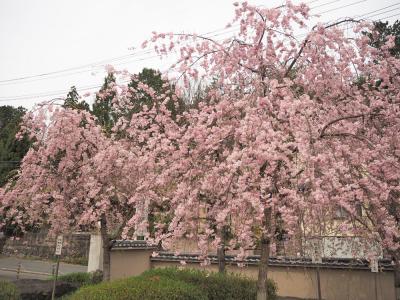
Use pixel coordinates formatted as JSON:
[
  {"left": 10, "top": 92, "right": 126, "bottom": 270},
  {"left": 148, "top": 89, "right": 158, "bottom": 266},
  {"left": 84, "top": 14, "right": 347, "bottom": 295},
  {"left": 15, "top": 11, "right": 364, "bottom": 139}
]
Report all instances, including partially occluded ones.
[{"left": 111, "top": 240, "right": 157, "bottom": 250}]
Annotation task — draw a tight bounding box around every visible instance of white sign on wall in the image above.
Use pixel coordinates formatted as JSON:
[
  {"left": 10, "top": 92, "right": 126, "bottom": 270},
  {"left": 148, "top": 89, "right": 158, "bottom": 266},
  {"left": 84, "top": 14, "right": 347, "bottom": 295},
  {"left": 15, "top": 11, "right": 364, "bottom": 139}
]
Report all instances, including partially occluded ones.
[
  {"left": 370, "top": 257, "right": 379, "bottom": 273},
  {"left": 55, "top": 235, "right": 63, "bottom": 256}
]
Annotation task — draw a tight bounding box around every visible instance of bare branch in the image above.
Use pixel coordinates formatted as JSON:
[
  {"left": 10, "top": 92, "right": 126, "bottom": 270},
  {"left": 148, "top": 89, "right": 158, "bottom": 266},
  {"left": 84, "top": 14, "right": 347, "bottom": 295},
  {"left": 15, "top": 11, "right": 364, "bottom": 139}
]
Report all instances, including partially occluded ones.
[
  {"left": 320, "top": 132, "right": 374, "bottom": 148},
  {"left": 319, "top": 113, "right": 380, "bottom": 138},
  {"left": 285, "top": 18, "right": 360, "bottom": 77}
]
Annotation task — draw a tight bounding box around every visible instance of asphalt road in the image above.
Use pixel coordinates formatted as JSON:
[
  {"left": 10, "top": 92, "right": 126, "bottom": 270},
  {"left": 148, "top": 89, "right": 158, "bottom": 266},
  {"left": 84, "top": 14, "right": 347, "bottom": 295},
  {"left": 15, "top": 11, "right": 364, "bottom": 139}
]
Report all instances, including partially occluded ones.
[{"left": 0, "top": 255, "right": 87, "bottom": 281}]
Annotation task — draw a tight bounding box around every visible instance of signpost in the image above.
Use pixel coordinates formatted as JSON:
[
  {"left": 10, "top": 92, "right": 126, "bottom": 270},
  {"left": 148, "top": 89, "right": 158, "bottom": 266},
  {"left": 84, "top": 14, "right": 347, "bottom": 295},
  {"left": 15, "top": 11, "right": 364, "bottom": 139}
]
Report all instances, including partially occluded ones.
[{"left": 51, "top": 235, "right": 63, "bottom": 300}]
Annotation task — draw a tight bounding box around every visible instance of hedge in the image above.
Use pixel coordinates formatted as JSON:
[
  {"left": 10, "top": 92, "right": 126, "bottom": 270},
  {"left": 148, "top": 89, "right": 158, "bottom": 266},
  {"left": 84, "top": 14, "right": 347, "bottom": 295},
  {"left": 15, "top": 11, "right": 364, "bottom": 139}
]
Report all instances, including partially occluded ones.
[
  {"left": 65, "top": 275, "right": 207, "bottom": 300},
  {"left": 0, "top": 280, "right": 19, "bottom": 300},
  {"left": 66, "top": 267, "right": 277, "bottom": 300},
  {"left": 142, "top": 267, "right": 277, "bottom": 300}
]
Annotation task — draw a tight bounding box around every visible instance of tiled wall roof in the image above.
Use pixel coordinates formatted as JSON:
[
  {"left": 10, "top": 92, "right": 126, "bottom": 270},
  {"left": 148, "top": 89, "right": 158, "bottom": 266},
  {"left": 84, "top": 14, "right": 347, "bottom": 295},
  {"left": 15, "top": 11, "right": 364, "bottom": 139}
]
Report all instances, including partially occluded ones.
[{"left": 111, "top": 240, "right": 394, "bottom": 271}]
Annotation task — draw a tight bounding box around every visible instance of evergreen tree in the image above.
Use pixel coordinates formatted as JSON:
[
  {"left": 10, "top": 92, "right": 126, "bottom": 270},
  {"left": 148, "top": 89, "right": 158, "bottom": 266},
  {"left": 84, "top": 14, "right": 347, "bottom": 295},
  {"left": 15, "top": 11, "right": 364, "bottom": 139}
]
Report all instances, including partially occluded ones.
[
  {"left": 0, "top": 106, "right": 30, "bottom": 186},
  {"left": 128, "top": 68, "right": 185, "bottom": 120},
  {"left": 92, "top": 73, "right": 117, "bottom": 134},
  {"left": 63, "top": 86, "right": 90, "bottom": 111},
  {"left": 368, "top": 20, "right": 400, "bottom": 57}
]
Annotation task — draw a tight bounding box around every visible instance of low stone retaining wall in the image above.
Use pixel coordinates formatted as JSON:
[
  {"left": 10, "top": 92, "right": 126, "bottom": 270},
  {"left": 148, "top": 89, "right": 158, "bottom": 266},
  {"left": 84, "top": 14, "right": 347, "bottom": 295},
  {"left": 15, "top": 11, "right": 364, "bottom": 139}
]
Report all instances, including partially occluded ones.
[{"left": 2, "top": 231, "right": 90, "bottom": 264}]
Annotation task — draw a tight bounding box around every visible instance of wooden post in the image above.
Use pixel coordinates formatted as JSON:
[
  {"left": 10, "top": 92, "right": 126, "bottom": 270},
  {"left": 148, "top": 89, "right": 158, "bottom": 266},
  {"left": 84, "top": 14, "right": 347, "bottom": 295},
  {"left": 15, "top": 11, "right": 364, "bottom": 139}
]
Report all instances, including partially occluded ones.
[
  {"left": 51, "top": 235, "right": 63, "bottom": 300},
  {"left": 51, "top": 256, "right": 60, "bottom": 300},
  {"left": 16, "top": 262, "right": 21, "bottom": 280}
]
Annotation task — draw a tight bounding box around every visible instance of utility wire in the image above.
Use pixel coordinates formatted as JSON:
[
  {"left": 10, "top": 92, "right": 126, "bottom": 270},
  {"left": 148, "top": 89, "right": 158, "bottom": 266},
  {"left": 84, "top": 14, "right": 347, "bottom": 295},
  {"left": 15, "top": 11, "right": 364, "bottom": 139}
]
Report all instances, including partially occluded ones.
[
  {"left": 313, "top": 0, "right": 367, "bottom": 15},
  {"left": 295, "top": 4, "right": 400, "bottom": 37},
  {"left": 0, "top": 0, "right": 358, "bottom": 86},
  {"left": 0, "top": 29, "right": 237, "bottom": 91},
  {"left": 376, "top": 11, "right": 400, "bottom": 21},
  {"left": 0, "top": 26, "right": 241, "bottom": 85},
  {"left": 0, "top": 1, "right": 373, "bottom": 87},
  {"left": 0, "top": 53, "right": 161, "bottom": 87},
  {"left": 1, "top": 2, "right": 399, "bottom": 102},
  {"left": 358, "top": 3, "right": 400, "bottom": 18},
  {"left": 0, "top": 50, "right": 153, "bottom": 85},
  {"left": 0, "top": 84, "right": 103, "bottom": 101},
  {"left": 310, "top": 0, "right": 341, "bottom": 10},
  {"left": 333, "top": 7, "right": 400, "bottom": 30},
  {"left": 0, "top": 78, "right": 135, "bottom": 102},
  {"left": 361, "top": 7, "right": 400, "bottom": 21}
]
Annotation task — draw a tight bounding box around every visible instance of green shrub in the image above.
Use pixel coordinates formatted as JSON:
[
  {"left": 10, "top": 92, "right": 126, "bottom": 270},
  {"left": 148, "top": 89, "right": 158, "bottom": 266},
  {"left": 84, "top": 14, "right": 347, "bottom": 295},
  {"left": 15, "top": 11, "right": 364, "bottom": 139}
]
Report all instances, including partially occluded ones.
[
  {"left": 65, "top": 267, "right": 277, "bottom": 300},
  {"left": 141, "top": 267, "right": 277, "bottom": 300},
  {"left": 88, "top": 270, "right": 103, "bottom": 285},
  {"left": 50, "top": 270, "right": 103, "bottom": 287},
  {"left": 0, "top": 280, "right": 19, "bottom": 300},
  {"left": 56, "top": 272, "right": 91, "bottom": 285},
  {"left": 65, "top": 276, "right": 207, "bottom": 300}
]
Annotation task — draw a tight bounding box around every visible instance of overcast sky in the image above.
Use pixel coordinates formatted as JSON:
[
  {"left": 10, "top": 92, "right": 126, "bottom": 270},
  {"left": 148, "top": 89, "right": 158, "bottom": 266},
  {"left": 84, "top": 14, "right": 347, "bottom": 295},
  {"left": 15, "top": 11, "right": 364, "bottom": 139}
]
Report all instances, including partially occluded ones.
[{"left": 0, "top": 0, "right": 399, "bottom": 109}]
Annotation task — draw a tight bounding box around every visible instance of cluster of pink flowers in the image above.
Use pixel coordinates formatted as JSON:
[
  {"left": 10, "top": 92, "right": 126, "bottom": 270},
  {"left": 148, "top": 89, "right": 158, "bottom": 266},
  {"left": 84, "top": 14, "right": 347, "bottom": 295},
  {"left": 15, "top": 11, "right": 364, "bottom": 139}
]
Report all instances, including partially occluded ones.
[{"left": 1, "top": 2, "right": 399, "bottom": 265}]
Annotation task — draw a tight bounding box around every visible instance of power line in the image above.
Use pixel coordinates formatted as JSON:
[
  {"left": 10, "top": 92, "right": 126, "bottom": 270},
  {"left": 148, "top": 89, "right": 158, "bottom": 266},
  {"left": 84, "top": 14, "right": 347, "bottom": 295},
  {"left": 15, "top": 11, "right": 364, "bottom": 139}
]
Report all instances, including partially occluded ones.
[
  {"left": 0, "top": 26, "right": 240, "bottom": 86},
  {"left": 361, "top": 7, "right": 400, "bottom": 21},
  {"left": 310, "top": 0, "right": 341, "bottom": 10},
  {"left": 376, "top": 11, "right": 400, "bottom": 21},
  {"left": 307, "top": 0, "right": 327, "bottom": 4},
  {"left": 0, "top": 53, "right": 160, "bottom": 87},
  {"left": 358, "top": 3, "right": 400, "bottom": 18},
  {"left": 333, "top": 6, "right": 400, "bottom": 31},
  {"left": 313, "top": 0, "right": 367, "bottom": 15},
  {"left": 0, "top": 83, "right": 103, "bottom": 102},
  {"left": 0, "top": 78, "right": 135, "bottom": 102},
  {"left": 0, "top": 50, "right": 152, "bottom": 85},
  {"left": 0, "top": 0, "right": 349, "bottom": 87},
  {"left": 0, "top": 0, "right": 373, "bottom": 88},
  {"left": 1, "top": 2, "right": 399, "bottom": 102},
  {"left": 295, "top": 4, "right": 400, "bottom": 37}
]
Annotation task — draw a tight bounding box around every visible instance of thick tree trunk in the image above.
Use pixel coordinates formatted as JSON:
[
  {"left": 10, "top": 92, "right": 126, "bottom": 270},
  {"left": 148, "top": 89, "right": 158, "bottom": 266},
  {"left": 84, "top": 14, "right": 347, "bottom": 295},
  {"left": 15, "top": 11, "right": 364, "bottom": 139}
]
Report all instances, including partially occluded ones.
[
  {"left": 257, "top": 207, "right": 272, "bottom": 300},
  {"left": 257, "top": 232, "right": 271, "bottom": 300},
  {"left": 217, "top": 226, "right": 227, "bottom": 273},
  {"left": 276, "top": 239, "right": 284, "bottom": 256},
  {"left": 100, "top": 215, "right": 111, "bottom": 281},
  {"left": 217, "top": 246, "right": 226, "bottom": 273},
  {"left": 275, "top": 212, "right": 285, "bottom": 256}
]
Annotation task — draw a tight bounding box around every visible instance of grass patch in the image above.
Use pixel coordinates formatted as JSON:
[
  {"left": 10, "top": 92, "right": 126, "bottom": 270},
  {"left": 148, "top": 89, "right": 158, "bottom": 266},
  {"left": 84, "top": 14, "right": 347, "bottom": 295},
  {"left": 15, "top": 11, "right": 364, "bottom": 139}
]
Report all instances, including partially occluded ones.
[{"left": 0, "top": 280, "right": 19, "bottom": 300}]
